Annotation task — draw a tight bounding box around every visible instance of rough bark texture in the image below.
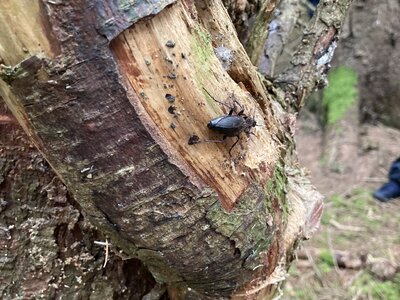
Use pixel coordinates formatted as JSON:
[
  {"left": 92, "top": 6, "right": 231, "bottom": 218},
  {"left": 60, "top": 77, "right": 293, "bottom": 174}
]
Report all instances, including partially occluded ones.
[
  {"left": 274, "top": 0, "right": 354, "bottom": 110},
  {"left": 243, "top": 0, "right": 279, "bottom": 66},
  {"left": 222, "top": 0, "right": 266, "bottom": 45},
  {"left": 0, "top": 0, "right": 352, "bottom": 298},
  {"left": 0, "top": 101, "right": 157, "bottom": 299},
  {"left": 258, "top": 0, "right": 306, "bottom": 77}
]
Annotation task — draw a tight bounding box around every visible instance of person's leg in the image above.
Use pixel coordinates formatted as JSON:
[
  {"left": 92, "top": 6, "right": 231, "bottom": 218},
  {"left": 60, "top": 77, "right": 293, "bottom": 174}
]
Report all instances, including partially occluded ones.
[{"left": 373, "top": 158, "right": 400, "bottom": 202}]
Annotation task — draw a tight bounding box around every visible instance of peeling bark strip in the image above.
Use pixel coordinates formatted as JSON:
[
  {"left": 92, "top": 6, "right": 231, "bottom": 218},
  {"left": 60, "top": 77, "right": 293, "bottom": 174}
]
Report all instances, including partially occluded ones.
[
  {"left": 95, "top": 0, "right": 177, "bottom": 40},
  {"left": 258, "top": 0, "right": 300, "bottom": 77},
  {"left": 0, "top": 0, "right": 335, "bottom": 298}
]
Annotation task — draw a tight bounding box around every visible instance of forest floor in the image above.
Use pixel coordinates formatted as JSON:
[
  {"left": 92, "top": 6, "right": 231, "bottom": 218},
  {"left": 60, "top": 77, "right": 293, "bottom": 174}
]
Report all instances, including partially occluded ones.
[{"left": 282, "top": 113, "right": 400, "bottom": 300}]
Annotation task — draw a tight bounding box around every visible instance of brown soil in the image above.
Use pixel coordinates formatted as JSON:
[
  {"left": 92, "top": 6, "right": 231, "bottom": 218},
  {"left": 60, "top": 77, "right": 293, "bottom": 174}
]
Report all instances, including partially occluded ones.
[
  {"left": 296, "top": 113, "right": 400, "bottom": 197},
  {"left": 282, "top": 113, "right": 400, "bottom": 299}
]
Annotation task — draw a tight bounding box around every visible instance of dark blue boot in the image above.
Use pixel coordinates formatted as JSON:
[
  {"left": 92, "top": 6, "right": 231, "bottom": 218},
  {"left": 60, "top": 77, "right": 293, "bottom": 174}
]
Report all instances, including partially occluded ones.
[
  {"left": 308, "top": 0, "right": 320, "bottom": 17},
  {"left": 373, "top": 158, "right": 400, "bottom": 202}
]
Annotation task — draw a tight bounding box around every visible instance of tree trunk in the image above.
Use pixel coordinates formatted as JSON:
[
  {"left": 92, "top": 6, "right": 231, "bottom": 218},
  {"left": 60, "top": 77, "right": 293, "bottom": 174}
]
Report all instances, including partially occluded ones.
[
  {"left": 0, "top": 98, "right": 157, "bottom": 299},
  {"left": 334, "top": 0, "right": 400, "bottom": 129},
  {"left": 0, "top": 0, "right": 352, "bottom": 298}
]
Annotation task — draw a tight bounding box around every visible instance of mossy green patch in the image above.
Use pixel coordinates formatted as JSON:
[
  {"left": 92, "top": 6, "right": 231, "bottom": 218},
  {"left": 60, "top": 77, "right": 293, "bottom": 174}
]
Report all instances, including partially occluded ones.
[
  {"left": 206, "top": 184, "right": 274, "bottom": 270},
  {"left": 323, "top": 66, "right": 357, "bottom": 125},
  {"left": 267, "top": 164, "right": 289, "bottom": 224},
  {"left": 190, "top": 27, "right": 219, "bottom": 109},
  {"left": 284, "top": 182, "right": 400, "bottom": 299},
  {"left": 318, "top": 249, "right": 334, "bottom": 267},
  {"left": 288, "top": 265, "right": 300, "bottom": 276},
  {"left": 330, "top": 193, "right": 346, "bottom": 208},
  {"left": 191, "top": 29, "right": 212, "bottom": 75},
  {"left": 320, "top": 210, "right": 332, "bottom": 225}
]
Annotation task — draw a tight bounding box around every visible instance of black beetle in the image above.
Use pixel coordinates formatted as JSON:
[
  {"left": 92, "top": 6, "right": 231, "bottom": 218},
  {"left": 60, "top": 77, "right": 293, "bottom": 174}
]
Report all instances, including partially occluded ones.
[{"left": 194, "top": 89, "right": 257, "bottom": 154}]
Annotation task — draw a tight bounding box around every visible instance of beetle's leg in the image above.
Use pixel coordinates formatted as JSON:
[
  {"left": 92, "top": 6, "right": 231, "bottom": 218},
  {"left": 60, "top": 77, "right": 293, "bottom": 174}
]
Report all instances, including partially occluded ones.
[
  {"left": 233, "top": 98, "right": 244, "bottom": 114},
  {"left": 229, "top": 136, "right": 241, "bottom": 155},
  {"left": 249, "top": 131, "right": 257, "bottom": 137},
  {"left": 234, "top": 103, "right": 244, "bottom": 116}
]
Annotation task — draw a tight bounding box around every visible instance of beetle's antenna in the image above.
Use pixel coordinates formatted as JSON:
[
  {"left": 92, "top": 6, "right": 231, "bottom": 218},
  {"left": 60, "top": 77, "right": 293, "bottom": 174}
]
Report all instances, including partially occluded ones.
[
  {"left": 203, "top": 88, "right": 217, "bottom": 102},
  {"left": 203, "top": 88, "right": 231, "bottom": 109}
]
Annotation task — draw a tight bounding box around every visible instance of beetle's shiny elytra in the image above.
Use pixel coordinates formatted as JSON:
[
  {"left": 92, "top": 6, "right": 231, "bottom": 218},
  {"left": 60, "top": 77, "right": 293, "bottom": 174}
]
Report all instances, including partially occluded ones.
[
  {"left": 205, "top": 90, "right": 256, "bottom": 154},
  {"left": 188, "top": 89, "right": 257, "bottom": 154},
  {"left": 207, "top": 114, "right": 256, "bottom": 137}
]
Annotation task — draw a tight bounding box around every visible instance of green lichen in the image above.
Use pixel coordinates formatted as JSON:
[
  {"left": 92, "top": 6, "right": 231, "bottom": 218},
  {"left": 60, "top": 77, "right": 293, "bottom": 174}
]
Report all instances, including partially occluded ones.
[
  {"left": 0, "top": 64, "right": 28, "bottom": 84},
  {"left": 265, "top": 163, "right": 289, "bottom": 225},
  {"left": 205, "top": 165, "right": 290, "bottom": 271},
  {"left": 191, "top": 28, "right": 212, "bottom": 65},
  {"left": 323, "top": 66, "right": 358, "bottom": 125},
  {"left": 190, "top": 27, "right": 217, "bottom": 107},
  {"left": 206, "top": 184, "right": 273, "bottom": 270}
]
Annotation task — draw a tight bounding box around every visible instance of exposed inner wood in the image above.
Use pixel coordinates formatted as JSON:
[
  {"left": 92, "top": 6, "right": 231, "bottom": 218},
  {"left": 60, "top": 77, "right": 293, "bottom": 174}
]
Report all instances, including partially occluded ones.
[
  {"left": 0, "top": 0, "right": 59, "bottom": 64},
  {"left": 111, "top": 2, "right": 278, "bottom": 210}
]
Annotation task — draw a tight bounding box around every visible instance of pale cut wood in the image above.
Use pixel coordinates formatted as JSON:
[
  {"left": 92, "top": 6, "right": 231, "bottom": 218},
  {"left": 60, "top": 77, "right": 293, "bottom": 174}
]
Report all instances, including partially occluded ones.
[
  {"left": 0, "top": 0, "right": 59, "bottom": 64},
  {"left": 111, "top": 1, "right": 279, "bottom": 210}
]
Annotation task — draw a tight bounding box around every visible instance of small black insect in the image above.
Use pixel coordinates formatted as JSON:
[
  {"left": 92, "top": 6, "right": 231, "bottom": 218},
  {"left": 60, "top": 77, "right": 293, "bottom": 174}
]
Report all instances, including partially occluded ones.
[{"left": 189, "top": 89, "right": 257, "bottom": 154}]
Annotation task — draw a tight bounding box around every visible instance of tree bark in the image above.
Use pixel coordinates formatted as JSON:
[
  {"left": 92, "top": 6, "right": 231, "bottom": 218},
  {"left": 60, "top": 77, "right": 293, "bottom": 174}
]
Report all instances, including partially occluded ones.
[
  {"left": 0, "top": 0, "right": 351, "bottom": 298},
  {"left": 0, "top": 98, "right": 156, "bottom": 299}
]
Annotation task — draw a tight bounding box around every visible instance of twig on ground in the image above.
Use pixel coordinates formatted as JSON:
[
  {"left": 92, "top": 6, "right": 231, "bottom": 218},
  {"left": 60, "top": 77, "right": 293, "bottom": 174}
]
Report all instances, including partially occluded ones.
[
  {"left": 329, "top": 219, "right": 365, "bottom": 232},
  {"left": 351, "top": 288, "right": 362, "bottom": 300},
  {"left": 364, "top": 177, "right": 387, "bottom": 183}
]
